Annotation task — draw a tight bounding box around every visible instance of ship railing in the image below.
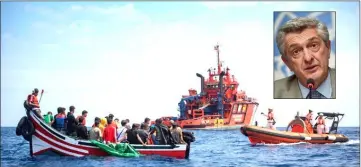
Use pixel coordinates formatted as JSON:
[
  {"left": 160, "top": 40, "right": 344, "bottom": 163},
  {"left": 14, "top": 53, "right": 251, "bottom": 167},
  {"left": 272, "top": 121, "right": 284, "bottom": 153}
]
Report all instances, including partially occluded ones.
[{"left": 193, "top": 115, "right": 222, "bottom": 120}]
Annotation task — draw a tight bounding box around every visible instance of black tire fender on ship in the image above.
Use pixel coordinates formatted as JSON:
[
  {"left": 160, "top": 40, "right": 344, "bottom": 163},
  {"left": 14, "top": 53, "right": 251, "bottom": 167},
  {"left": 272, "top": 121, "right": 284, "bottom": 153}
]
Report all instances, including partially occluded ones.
[{"left": 16, "top": 116, "right": 35, "bottom": 141}]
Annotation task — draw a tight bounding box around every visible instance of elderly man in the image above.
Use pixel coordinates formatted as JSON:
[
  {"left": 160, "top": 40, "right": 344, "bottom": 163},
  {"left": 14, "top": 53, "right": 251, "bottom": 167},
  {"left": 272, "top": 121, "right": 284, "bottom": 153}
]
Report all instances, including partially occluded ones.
[{"left": 274, "top": 17, "right": 336, "bottom": 99}]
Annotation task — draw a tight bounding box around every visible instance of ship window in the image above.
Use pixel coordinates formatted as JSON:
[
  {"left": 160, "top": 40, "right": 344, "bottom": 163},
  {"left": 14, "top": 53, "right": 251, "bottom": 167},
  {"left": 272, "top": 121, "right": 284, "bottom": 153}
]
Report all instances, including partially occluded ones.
[
  {"left": 232, "top": 104, "right": 238, "bottom": 113},
  {"left": 237, "top": 104, "right": 242, "bottom": 113},
  {"left": 241, "top": 104, "right": 247, "bottom": 113}
]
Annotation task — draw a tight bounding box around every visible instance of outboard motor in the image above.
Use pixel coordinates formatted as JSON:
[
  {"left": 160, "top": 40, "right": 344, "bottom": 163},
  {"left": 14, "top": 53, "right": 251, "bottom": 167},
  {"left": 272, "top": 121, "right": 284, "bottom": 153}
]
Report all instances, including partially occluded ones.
[
  {"left": 196, "top": 73, "right": 205, "bottom": 96},
  {"left": 217, "top": 71, "right": 225, "bottom": 118}
]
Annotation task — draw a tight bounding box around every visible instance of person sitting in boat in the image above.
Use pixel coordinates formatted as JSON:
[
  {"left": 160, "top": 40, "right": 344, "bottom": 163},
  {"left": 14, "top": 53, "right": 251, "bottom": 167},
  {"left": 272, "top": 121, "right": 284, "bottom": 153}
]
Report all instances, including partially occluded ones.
[
  {"left": 126, "top": 123, "right": 146, "bottom": 146},
  {"left": 76, "top": 116, "right": 89, "bottom": 140},
  {"left": 261, "top": 108, "right": 276, "bottom": 130},
  {"left": 103, "top": 117, "right": 117, "bottom": 144},
  {"left": 89, "top": 117, "right": 102, "bottom": 141},
  {"left": 43, "top": 111, "right": 54, "bottom": 125},
  {"left": 149, "top": 118, "right": 173, "bottom": 145},
  {"left": 170, "top": 122, "right": 185, "bottom": 144},
  {"left": 99, "top": 117, "right": 106, "bottom": 134},
  {"left": 138, "top": 123, "right": 150, "bottom": 144},
  {"left": 108, "top": 114, "right": 118, "bottom": 129},
  {"left": 316, "top": 113, "right": 327, "bottom": 134},
  {"left": 54, "top": 107, "right": 67, "bottom": 133},
  {"left": 66, "top": 105, "right": 79, "bottom": 136},
  {"left": 76, "top": 110, "right": 88, "bottom": 126},
  {"left": 26, "top": 88, "right": 43, "bottom": 119},
  {"left": 306, "top": 109, "right": 314, "bottom": 125},
  {"left": 116, "top": 120, "right": 128, "bottom": 143}
]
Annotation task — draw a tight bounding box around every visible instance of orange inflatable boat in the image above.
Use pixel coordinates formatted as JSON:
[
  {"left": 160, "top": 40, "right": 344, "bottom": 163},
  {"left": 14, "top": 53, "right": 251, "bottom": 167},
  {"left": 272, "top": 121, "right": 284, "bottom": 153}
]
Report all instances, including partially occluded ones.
[{"left": 240, "top": 112, "right": 349, "bottom": 144}]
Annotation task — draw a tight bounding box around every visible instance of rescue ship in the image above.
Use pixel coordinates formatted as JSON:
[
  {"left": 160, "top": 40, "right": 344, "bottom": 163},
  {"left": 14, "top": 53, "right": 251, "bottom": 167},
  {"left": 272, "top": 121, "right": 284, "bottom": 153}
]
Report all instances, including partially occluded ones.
[
  {"left": 16, "top": 98, "right": 195, "bottom": 159},
  {"left": 240, "top": 111, "right": 349, "bottom": 144},
  {"left": 155, "top": 44, "right": 259, "bottom": 130}
]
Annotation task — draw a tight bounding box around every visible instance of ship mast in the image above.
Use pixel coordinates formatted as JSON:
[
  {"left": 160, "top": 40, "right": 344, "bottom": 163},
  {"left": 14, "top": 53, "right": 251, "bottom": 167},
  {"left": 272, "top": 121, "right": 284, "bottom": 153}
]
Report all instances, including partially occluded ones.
[{"left": 214, "top": 44, "right": 221, "bottom": 74}]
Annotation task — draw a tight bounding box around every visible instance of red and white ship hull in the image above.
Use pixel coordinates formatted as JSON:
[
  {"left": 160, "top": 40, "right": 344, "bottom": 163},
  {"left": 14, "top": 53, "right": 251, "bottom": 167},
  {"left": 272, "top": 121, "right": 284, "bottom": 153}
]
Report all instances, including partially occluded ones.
[{"left": 26, "top": 110, "right": 190, "bottom": 159}]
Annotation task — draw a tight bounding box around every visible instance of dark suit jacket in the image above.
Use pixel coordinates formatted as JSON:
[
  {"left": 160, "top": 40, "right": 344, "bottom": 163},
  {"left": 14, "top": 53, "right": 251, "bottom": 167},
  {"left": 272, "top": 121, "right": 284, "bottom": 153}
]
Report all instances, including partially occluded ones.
[{"left": 274, "top": 68, "right": 336, "bottom": 99}]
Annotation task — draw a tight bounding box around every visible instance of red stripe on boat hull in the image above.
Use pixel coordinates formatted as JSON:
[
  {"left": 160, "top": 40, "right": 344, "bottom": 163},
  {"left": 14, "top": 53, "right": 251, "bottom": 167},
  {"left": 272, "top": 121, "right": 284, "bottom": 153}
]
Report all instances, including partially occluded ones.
[{"left": 138, "top": 150, "right": 186, "bottom": 159}]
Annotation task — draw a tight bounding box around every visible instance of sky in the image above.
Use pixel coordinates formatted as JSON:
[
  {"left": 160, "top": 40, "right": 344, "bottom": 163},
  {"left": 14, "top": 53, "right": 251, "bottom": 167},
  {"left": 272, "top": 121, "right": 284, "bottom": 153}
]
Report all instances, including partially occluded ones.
[{"left": 1, "top": 1, "right": 359, "bottom": 127}]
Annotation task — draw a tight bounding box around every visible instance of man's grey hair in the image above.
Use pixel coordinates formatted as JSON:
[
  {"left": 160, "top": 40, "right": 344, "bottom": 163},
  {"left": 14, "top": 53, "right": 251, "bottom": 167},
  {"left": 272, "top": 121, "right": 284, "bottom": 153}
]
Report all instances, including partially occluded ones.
[{"left": 276, "top": 17, "right": 330, "bottom": 57}]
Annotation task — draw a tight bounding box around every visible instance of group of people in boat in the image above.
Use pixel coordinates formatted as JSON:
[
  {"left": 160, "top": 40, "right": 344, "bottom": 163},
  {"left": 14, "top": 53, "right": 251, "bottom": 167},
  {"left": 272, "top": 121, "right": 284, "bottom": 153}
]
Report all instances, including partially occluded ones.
[
  {"left": 25, "top": 88, "right": 186, "bottom": 145},
  {"left": 259, "top": 108, "right": 328, "bottom": 134},
  {"left": 305, "top": 109, "right": 328, "bottom": 134}
]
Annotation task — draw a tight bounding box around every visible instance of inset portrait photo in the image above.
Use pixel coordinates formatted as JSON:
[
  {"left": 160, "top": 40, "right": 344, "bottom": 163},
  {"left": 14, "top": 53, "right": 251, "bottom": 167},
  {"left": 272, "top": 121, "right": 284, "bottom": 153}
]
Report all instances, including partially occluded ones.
[{"left": 273, "top": 11, "right": 336, "bottom": 99}]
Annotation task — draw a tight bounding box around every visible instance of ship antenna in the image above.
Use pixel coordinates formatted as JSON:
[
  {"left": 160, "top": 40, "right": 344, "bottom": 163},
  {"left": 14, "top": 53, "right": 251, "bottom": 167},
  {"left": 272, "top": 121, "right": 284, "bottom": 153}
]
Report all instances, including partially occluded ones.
[{"left": 214, "top": 43, "right": 221, "bottom": 74}]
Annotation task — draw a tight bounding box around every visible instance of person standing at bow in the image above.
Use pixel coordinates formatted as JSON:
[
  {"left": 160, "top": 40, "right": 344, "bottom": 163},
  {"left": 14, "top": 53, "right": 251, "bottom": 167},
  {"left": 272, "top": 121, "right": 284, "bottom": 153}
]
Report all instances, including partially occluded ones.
[
  {"left": 261, "top": 108, "right": 276, "bottom": 130},
  {"left": 26, "top": 88, "right": 42, "bottom": 118}
]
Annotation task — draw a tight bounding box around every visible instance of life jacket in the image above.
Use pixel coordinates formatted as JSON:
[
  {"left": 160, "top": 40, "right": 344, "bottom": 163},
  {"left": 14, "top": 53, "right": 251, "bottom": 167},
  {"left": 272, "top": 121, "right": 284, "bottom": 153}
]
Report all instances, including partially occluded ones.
[
  {"left": 55, "top": 114, "right": 66, "bottom": 129},
  {"left": 27, "top": 94, "right": 40, "bottom": 108},
  {"left": 267, "top": 112, "right": 274, "bottom": 120},
  {"left": 76, "top": 116, "right": 86, "bottom": 126},
  {"left": 317, "top": 118, "right": 325, "bottom": 125}
]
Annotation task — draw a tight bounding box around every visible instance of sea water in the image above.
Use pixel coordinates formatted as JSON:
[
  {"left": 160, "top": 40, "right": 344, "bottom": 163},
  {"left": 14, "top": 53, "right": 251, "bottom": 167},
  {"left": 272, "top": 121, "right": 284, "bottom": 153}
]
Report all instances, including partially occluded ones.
[{"left": 1, "top": 127, "right": 359, "bottom": 167}]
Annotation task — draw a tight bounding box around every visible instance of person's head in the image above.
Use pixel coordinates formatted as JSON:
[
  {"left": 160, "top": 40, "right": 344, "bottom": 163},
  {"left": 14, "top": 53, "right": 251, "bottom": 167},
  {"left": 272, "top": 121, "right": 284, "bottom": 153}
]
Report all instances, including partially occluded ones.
[
  {"left": 57, "top": 107, "right": 62, "bottom": 114},
  {"left": 78, "top": 116, "right": 84, "bottom": 124},
  {"left": 319, "top": 113, "right": 324, "bottom": 118},
  {"left": 276, "top": 17, "right": 331, "bottom": 89},
  {"left": 268, "top": 108, "right": 273, "bottom": 113},
  {"left": 33, "top": 88, "right": 39, "bottom": 96},
  {"left": 171, "top": 122, "right": 178, "bottom": 128},
  {"left": 132, "top": 123, "right": 140, "bottom": 130},
  {"left": 69, "top": 106, "right": 75, "bottom": 113},
  {"left": 125, "top": 119, "right": 130, "bottom": 123},
  {"left": 121, "top": 120, "right": 127, "bottom": 127},
  {"left": 144, "top": 117, "right": 150, "bottom": 123},
  {"left": 58, "top": 107, "right": 66, "bottom": 114},
  {"left": 82, "top": 110, "right": 88, "bottom": 117},
  {"left": 100, "top": 117, "right": 107, "bottom": 125},
  {"left": 109, "top": 114, "right": 114, "bottom": 120},
  {"left": 48, "top": 111, "right": 52, "bottom": 115},
  {"left": 141, "top": 123, "right": 149, "bottom": 130},
  {"left": 107, "top": 117, "right": 112, "bottom": 125},
  {"left": 94, "top": 117, "right": 100, "bottom": 127},
  {"left": 155, "top": 118, "right": 162, "bottom": 125}
]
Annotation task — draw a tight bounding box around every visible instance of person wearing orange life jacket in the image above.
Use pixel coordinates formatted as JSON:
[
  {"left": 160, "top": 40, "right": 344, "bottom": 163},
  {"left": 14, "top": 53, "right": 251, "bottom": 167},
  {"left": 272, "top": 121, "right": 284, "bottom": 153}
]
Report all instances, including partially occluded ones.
[
  {"left": 76, "top": 110, "right": 88, "bottom": 126},
  {"left": 26, "top": 88, "right": 43, "bottom": 118},
  {"left": 305, "top": 109, "right": 314, "bottom": 125},
  {"left": 261, "top": 108, "right": 276, "bottom": 130},
  {"left": 316, "top": 113, "right": 326, "bottom": 134}
]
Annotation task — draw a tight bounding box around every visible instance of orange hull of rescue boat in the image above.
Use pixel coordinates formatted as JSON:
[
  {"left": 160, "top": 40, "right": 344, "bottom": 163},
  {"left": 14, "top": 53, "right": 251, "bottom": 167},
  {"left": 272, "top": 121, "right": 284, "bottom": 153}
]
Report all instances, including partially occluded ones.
[{"left": 240, "top": 125, "right": 349, "bottom": 145}]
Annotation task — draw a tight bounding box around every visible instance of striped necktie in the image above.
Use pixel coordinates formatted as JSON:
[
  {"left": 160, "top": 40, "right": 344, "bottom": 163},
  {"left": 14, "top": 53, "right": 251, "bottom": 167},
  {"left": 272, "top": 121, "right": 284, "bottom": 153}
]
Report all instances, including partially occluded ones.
[{"left": 309, "top": 90, "right": 327, "bottom": 99}]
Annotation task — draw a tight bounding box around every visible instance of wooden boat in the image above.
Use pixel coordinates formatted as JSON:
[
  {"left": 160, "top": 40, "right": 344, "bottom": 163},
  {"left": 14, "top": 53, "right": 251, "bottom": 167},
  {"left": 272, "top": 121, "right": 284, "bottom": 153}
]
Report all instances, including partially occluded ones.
[
  {"left": 16, "top": 105, "right": 194, "bottom": 159},
  {"left": 240, "top": 112, "right": 349, "bottom": 144},
  {"left": 155, "top": 44, "right": 259, "bottom": 130}
]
